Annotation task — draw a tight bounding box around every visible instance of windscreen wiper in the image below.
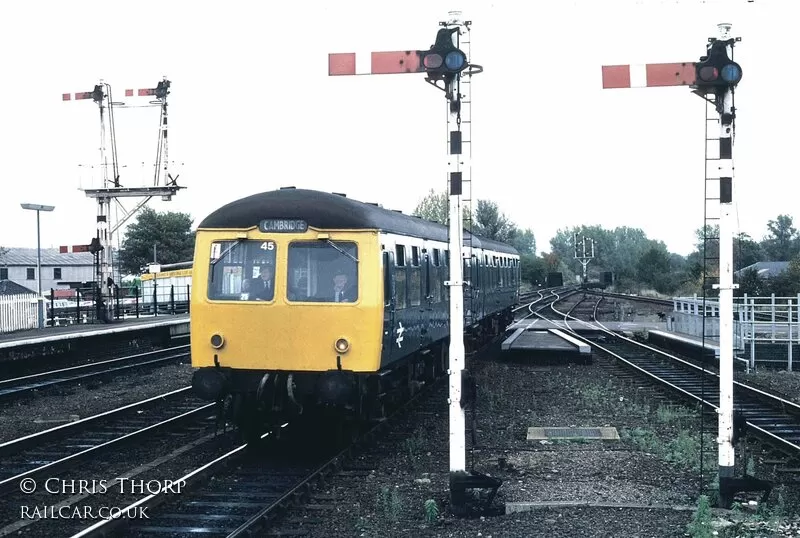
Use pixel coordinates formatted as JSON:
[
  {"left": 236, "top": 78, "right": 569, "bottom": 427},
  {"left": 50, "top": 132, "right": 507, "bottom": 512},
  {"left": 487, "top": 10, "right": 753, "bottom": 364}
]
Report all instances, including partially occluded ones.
[
  {"left": 211, "top": 239, "right": 243, "bottom": 267},
  {"left": 326, "top": 239, "right": 358, "bottom": 263}
]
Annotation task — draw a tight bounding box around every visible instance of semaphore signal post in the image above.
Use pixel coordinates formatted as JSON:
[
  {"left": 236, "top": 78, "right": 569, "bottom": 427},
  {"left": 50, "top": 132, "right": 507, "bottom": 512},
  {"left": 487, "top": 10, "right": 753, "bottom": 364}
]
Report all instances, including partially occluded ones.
[
  {"left": 602, "top": 23, "right": 772, "bottom": 508},
  {"left": 328, "top": 11, "right": 501, "bottom": 515}
]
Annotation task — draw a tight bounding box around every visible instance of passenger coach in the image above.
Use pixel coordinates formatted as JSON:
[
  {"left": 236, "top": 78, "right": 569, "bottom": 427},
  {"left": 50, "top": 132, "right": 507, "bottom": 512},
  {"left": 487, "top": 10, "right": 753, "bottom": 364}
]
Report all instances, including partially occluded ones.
[{"left": 190, "top": 187, "right": 520, "bottom": 436}]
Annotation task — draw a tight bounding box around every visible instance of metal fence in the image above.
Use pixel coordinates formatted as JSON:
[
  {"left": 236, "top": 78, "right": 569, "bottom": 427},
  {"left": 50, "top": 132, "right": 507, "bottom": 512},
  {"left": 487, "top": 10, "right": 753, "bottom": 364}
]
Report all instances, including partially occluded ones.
[
  {"left": 668, "top": 294, "right": 800, "bottom": 371},
  {"left": 0, "top": 284, "right": 191, "bottom": 334}
]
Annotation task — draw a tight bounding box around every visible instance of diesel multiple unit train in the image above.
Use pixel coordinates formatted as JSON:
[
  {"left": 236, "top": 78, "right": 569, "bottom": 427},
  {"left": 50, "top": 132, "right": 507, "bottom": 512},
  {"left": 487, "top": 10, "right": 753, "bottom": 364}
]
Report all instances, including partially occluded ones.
[{"left": 189, "top": 188, "right": 521, "bottom": 438}]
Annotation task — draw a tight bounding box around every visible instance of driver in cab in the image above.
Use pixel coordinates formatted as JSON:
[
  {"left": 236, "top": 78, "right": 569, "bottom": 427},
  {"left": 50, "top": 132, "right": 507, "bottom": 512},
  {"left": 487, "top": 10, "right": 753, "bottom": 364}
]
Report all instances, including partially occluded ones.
[
  {"left": 242, "top": 265, "right": 274, "bottom": 301},
  {"left": 331, "top": 269, "right": 356, "bottom": 303}
]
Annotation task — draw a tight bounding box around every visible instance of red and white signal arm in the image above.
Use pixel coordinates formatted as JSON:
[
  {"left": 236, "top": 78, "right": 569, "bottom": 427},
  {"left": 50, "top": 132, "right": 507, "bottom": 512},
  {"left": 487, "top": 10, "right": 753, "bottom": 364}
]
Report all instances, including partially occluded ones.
[{"left": 601, "top": 62, "right": 696, "bottom": 89}]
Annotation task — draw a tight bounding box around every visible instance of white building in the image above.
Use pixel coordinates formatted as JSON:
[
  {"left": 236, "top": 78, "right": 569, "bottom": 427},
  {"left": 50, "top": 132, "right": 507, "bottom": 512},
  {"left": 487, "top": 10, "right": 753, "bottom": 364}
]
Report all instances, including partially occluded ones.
[{"left": 0, "top": 248, "right": 95, "bottom": 295}]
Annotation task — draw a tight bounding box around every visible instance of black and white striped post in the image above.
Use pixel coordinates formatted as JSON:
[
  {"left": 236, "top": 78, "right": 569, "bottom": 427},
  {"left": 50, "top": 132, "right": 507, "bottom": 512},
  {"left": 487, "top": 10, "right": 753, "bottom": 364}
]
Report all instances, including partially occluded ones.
[
  {"left": 604, "top": 23, "right": 772, "bottom": 508},
  {"left": 709, "top": 22, "right": 738, "bottom": 495},
  {"left": 329, "top": 12, "right": 498, "bottom": 514}
]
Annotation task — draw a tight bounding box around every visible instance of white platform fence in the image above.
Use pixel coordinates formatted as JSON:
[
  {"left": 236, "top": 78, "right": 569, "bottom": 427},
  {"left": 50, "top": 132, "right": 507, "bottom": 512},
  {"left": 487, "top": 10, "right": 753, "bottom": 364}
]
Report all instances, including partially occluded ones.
[
  {"left": 0, "top": 293, "right": 38, "bottom": 333},
  {"left": 668, "top": 293, "right": 800, "bottom": 371}
]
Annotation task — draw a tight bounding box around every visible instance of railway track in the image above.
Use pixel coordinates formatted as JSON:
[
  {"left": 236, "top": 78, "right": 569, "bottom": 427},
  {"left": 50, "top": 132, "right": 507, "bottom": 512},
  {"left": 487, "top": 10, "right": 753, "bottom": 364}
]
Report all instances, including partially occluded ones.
[
  {"left": 69, "top": 326, "right": 506, "bottom": 537},
  {"left": 539, "top": 297, "right": 800, "bottom": 461},
  {"left": 0, "top": 345, "right": 190, "bottom": 402},
  {"left": 0, "top": 387, "right": 213, "bottom": 496},
  {"left": 69, "top": 383, "right": 448, "bottom": 537}
]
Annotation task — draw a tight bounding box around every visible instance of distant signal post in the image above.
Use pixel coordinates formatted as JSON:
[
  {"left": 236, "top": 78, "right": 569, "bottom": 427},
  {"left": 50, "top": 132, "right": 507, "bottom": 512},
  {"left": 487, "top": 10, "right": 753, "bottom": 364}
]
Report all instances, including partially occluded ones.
[
  {"left": 328, "top": 11, "right": 499, "bottom": 515},
  {"left": 602, "top": 23, "right": 771, "bottom": 507}
]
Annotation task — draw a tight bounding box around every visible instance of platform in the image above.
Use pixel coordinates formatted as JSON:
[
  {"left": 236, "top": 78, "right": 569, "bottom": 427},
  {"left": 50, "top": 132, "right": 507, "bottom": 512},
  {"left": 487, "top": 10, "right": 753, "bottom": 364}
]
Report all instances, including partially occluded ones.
[
  {"left": 647, "top": 329, "right": 720, "bottom": 361},
  {"left": 0, "top": 315, "right": 189, "bottom": 356},
  {"left": 509, "top": 319, "right": 667, "bottom": 334},
  {"left": 502, "top": 322, "right": 591, "bottom": 363}
]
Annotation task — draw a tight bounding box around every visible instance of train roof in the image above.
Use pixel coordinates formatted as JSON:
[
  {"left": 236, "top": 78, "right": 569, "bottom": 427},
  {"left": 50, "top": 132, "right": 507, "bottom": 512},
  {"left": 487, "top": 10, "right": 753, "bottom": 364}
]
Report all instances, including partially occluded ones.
[{"left": 198, "top": 188, "right": 519, "bottom": 256}]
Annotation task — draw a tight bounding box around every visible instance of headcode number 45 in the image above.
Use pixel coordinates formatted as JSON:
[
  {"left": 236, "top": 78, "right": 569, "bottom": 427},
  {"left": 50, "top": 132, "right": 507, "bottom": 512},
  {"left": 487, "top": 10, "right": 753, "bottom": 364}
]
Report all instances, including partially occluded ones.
[{"left": 260, "top": 241, "right": 275, "bottom": 251}]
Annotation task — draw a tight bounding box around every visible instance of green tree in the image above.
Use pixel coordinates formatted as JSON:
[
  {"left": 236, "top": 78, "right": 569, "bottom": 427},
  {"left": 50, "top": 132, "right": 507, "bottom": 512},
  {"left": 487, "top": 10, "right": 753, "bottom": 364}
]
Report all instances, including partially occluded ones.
[
  {"left": 510, "top": 228, "right": 536, "bottom": 255},
  {"left": 762, "top": 214, "right": 799, "bottom": 261},
  {"left": 119, "top": 207, "right": 195, "bottom": 274},
  {"left": 766, "top": 254, "right": 800, "bottom": 296},
  {"left": 472, "top": 200, "right": 518, "bottom": 242},
  {"left": 636, "top": 245, "right": 677, "bottom": 293},
  {"left": 520, "top": 253, "right": 546, "bottom": 286},
  {"left": 413, "top": 189, "right": 448, "bottom": 224},
  {"left": 412, "top": 189, "right": 470, "bottom": 226},
  {"left": 734, "top": 232, "right": 764, "bottom": 271},
  {"left": 735, "top": 267, "right": 766, "bottom": 297}
]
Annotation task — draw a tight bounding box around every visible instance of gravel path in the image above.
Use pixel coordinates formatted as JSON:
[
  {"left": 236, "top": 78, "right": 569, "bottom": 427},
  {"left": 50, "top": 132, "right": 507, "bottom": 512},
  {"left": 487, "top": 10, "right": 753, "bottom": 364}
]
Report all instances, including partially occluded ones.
[{"left": 269, "top": 349, "right": 799, "bottom": 537}]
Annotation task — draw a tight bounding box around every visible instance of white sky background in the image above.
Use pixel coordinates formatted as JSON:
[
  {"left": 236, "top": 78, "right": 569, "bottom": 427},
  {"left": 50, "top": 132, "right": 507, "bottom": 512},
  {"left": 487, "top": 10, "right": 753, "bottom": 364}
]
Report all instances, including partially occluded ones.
[{"left": 0, "top": 0, "right": 794, "bottom": 257}]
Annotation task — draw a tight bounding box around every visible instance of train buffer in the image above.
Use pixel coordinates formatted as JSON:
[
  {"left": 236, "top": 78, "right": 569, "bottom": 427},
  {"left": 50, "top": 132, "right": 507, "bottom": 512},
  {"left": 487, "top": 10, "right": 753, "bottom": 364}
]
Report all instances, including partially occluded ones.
[{"left": 501, "top": 322, "right": 591, "bottom": 364}]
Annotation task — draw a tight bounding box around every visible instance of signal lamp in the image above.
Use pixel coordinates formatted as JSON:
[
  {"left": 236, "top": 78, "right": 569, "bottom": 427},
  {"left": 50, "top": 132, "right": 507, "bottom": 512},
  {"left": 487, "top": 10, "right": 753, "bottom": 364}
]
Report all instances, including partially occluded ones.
[
  {"left": 721, "top": 63, "right": 742, "bottom": 84},
  {"left": 423, "top": 54, "right": 443, "bottom": 69},
  {"left": 694, "top": 40, "right": 742, "bottom": 91},
  {"left": 697, "top": 66, "right": 719, "bottom": 82},
  {"left": 421, "top": 27, "right": 469, "bottom": 79},
  {"left": 445, "top": 50, "right": 466, "bottom": 71}
]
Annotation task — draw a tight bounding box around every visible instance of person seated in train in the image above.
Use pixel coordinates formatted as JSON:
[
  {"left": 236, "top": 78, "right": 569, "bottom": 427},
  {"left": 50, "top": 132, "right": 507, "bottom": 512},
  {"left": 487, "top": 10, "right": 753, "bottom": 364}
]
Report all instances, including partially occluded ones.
[
  {"left": 331, "top": 269, "right": 356, "bottom": 303},
  {"left": 241, "top": 265, "right": 274, "bottom": 301}
]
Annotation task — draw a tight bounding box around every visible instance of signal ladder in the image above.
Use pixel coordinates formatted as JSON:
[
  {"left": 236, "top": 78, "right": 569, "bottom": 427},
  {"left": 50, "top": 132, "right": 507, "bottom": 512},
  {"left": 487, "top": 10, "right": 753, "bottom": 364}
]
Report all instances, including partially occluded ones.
[
  {"left": 448, "top": 24, "right": 478, "bottom": 328},
  {"left": 700, "top": 93, "right": 741, "bottom": 353}
]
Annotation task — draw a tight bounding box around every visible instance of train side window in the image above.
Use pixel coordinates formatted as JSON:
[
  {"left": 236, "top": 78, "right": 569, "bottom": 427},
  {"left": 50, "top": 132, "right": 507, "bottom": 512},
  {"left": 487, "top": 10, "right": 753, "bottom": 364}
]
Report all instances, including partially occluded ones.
[
  {"left": 395, "top": 267, "right": 407, "bottom": 309},
  {"left": 396, "top": 245, "right": 406, "bottom": 267},
  {"left": 409, "top": 267, "right": 421, "bottom": 306},
  {"left": 431, "top": 260, "right": 441, "bottom": 303},
  {"left": 286, "top": 240, "right": 358, "bottom": 303},
  {"left": 411, "top": 246, "right": 420, "bottom": 267},
  {"left": 433, "top": 248, "right": 440, "bottom": 267},
  {"left": 444, "top": 250, "right": 449, "bottom": 267}
]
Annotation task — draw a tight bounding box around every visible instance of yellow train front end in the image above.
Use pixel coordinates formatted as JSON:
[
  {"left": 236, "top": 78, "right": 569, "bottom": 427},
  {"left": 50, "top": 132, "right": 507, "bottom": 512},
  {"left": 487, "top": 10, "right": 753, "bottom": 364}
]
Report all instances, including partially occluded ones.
[{"left": 190, "top": 220, "right": 384, "bottom": 426}]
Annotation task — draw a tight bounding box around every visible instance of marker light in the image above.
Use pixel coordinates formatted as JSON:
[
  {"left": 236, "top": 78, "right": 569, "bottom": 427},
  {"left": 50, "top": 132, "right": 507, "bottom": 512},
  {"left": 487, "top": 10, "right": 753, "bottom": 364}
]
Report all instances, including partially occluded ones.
[
  {"left": 423, "top": 54, "right": 443, "bottom": 69},
  {"left": 210, "top": 334, "right": 224, "bottom": 349},
  {"left": 334, "top": 338, "right": 350, "bottom": 353},
  {"left": 720, "top": 63, "right": 742, "bottom": 84},
  {"left": 445, "top": 50, "right": 466, "bottom": 71}
]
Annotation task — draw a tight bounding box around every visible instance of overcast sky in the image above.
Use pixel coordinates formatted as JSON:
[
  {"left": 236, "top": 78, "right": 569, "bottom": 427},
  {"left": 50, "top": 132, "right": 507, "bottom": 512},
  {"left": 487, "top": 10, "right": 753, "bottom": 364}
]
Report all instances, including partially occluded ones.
[{"left": 0, "top": 0, "right": 794, "bottom": 257}]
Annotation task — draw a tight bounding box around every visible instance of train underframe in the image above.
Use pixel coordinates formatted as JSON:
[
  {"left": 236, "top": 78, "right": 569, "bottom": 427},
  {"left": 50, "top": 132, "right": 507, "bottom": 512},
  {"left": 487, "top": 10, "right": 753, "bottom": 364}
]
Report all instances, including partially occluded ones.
[{"left": 192, "top": 309, "right": 514, "bottom": 442}]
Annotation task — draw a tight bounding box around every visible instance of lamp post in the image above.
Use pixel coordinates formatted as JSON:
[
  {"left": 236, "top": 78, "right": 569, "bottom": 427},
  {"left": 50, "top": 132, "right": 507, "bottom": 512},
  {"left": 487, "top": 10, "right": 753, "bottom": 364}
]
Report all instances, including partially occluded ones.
[{"left": 20, "top": 203, "right": 55, "bottom": 329}]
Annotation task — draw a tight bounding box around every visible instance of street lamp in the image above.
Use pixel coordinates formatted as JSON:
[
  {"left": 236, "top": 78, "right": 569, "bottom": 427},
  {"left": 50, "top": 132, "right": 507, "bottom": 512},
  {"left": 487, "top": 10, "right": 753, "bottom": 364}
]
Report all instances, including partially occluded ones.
[{"left": 20, "top": 203, "right": 55, "bottom": 329}]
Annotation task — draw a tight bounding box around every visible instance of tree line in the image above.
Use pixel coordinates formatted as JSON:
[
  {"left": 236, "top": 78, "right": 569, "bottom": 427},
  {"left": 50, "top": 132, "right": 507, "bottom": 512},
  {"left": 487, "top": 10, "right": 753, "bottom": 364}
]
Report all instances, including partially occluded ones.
[
  {"left": 412, "top": 189, "right": 800, "bottom": 297},
  {"left": 48, "top": 192, "right": 797, "bottom": 299}
]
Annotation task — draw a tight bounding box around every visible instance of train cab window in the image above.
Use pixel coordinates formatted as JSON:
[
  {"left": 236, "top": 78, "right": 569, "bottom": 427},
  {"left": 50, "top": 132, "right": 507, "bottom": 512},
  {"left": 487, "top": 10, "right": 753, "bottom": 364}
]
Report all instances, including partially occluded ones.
[
  {"left": 286, "top": 241, "right": 358, "bottom": 303},
  {"left": 208, "top": 240, "right": 277, "bottom": 301}
]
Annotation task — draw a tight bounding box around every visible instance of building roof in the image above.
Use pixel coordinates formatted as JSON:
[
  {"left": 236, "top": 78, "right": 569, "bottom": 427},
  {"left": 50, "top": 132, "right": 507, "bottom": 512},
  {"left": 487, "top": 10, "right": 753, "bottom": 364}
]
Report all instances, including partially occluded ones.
[
  {"left": 0, "top": 280, "right": 36, "bottom": 296},
  {"left": 0, "top": 248, "right": 94, "bottom": 266},
  {"left": 735, "top": 261, "right": 790, "bottom": 279},
  {"left": 198, "top": 188, "right": 520, "bottom": 255}
]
